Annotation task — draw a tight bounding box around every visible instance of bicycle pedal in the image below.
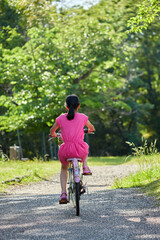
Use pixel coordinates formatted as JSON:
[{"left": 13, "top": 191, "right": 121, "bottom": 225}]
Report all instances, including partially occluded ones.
[
  {"left": 82, "top": 173, "right": 92, "bottom": 175},
  {"left": 80, "top": 189, "right": 86, "bottom": 195},
  {"left": 59, "top": 199, "right": 68, "bottom": 204}
]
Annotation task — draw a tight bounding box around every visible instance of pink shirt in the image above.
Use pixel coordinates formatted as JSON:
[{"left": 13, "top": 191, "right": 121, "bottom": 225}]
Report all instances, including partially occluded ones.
[
  {"left": 56, "top": 113, "right": 89, "bottom": 165},
  {"left": 56, "top": 113, "right": 88, "bottom": 143}
]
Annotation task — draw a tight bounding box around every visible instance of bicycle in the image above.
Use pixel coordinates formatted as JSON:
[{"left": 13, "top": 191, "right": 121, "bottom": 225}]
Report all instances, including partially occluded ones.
[
  {"left": 48, "top": 129, "right": 94, "bottom": 216},
  {"left": 67, "top": 157, "right": 85, "bottom": 216}
]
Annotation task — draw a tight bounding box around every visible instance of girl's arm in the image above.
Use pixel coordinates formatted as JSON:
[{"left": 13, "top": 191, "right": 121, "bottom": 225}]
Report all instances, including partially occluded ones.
[
  {"left": 50, "top": 122, "right": 59, "bottom": 137},
  {"left": 86, "top": 120, "right": 95, "bottom": 133}
]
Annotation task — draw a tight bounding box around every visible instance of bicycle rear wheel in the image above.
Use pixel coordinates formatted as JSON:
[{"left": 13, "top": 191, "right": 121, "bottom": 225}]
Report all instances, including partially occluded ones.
[
  {"left": 70, "top": 182, "right": 80, "bottom": 216},
  {"left": 75, "top": 182, "right": 80, "bottom": 216}
]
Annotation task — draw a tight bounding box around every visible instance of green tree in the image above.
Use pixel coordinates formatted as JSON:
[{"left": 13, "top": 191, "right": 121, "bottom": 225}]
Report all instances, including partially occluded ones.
[
  {"left": 128, "top": 0, "right": 160, "bottom": 32},
  {"left": 1, "top": 0, "right": 160, "bottom": 156}
]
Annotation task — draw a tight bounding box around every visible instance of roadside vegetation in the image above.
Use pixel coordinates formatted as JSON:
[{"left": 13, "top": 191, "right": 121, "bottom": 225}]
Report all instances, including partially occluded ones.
[
  {"left": 112, "top": 140, "right": 160, "bottom": 201},
  {"left": 0, "top": 155, "right": 130, "bottom": 193},
  {"left": 0, "top": 158, "right": 61, "bottom": 192},
  {"left": 1, "top": 140, "right": 160, "bottom": 202},
  {"left": 1, "top": 0, "right": 160, "bottom": 159}
]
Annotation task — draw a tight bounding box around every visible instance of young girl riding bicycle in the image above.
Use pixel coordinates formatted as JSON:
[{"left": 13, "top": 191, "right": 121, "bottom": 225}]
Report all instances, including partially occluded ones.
[{"left": 50, "top": 94, "right": 95, "bottom": 204}]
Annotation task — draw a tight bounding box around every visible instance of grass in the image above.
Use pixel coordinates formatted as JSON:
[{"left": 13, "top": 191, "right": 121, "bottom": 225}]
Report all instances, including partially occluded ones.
[
  {"left": 88, "top": 154, "right": 158, "bottom": 166},
  {"left": 0, "top": 156, "right": 130, "bottom": 193},
  {"left": 142, "top": 179, "right": 160, "bottom": 201},
  {"left": 88, "top": 156, "right": 134, "bottom": 166},
  {"left": 112, "top": 154, "right": 160, "bottom": 201},
  {"left": 0, "top": 159, "right": 61, "bottom": 192},
  {"left": 1, "top": 154, "right": 160, "bottom": 201}
]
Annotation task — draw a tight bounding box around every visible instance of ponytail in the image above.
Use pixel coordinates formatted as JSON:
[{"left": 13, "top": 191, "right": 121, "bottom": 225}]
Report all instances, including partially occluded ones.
[
  {"left": 67, "top": 105, "right": 75, "bottom": 120},
  {"left": 66, "top": 95, "right": 80, "bottom": 120}
]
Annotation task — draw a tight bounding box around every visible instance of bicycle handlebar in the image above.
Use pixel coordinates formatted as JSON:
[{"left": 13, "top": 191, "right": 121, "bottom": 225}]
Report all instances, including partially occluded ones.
[
  {"left": 48, "top": 133, "right": 61, "bottom": 141},
  {"left": 84, "top": 129, "right": 95, "bottom": 134},
  {"left": 48, "top": 129, "right": 94, "bottom": 141}
]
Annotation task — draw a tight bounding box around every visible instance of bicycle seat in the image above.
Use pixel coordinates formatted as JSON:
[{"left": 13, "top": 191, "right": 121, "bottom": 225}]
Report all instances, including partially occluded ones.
[{"left": 67, "top": 158, "right": 82, "bottom": 162}]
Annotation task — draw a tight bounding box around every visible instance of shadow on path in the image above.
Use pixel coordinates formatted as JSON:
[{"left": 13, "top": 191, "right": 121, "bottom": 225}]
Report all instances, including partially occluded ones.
[{"left": 0, "top": 188, "right": 160, "bottom": 240}]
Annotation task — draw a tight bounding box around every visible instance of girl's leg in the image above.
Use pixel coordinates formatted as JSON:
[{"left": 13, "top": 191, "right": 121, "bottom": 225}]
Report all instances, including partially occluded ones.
[
  {"left": 82, "top": 156, "right": 92, "bottom": 175},
  {"left": 83, "top": 157, "right": 88, "bottom": 167},
  {"left": 60, "top": 164, "right": 68, "bottom": 193},
  {"left": 83, "top": 154, "right": 89, "bottom": 167}
]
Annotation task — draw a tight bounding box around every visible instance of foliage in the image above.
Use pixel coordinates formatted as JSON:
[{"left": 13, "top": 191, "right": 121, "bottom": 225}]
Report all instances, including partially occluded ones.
[
  {"left": 113, "top": 140, "right": 160, "bottom": 201},
  {"left": 0, "top": 0, "right": 133, "bottom": 132},
  {"left": 0, "top": 145, "right": 9, "bottom": 161},
  {"left": 0, "top": 0, "right": 160, "bottom": 157},
  {"left": 112, "top": 154, "right": 160, "bottom": 202},
  {"left": 9, "top": 0, "right": 58, "bottom": 28},
  {"left": 0, "top": 0, "right": 20, "bottom": 30},
  {"left": 126, "top": 139, "right": 158, "bottom": 156},
  {"left": 113, "top": 162, "right": 160, "bottom": 188},
  {"left": 128, "top": 0, "right": 160, "bottom": 33}
]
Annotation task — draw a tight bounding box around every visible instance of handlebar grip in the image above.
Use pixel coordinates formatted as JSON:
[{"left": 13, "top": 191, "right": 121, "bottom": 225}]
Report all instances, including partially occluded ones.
[
  {"left": 48, "top": 132, "right": 61, "bottom": 141},
  {"left": 84, "top": 129, "right": 89, "bottom": 134},
  {"left": 48, "top": 137, "right": 55, "bottom": 141},
  {"left": 84, "top": 129, "right": 95, "bottom": 134},
  {"left": 49, "top": 130, "right": 94, "bottom": 141}
]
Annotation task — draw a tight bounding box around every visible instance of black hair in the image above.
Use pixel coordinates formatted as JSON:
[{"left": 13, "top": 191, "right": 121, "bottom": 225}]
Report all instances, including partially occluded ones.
[{"left": 66, "top": 95, "right": 80, "bottom": 120}]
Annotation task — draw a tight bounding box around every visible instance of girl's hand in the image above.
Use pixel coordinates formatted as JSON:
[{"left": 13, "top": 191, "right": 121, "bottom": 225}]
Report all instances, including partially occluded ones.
[
  {"left": 88, "top": 129, "right": 95, "bottom": 134},
  {"left": 49, "top": 132, "right": 57, "bottom": 138},
  {"left": 50, "top": 122, "right": 59, "bottom": 138},
  {"left": 86, "top": 120, "right": 95, "bottom": 132},
  {"left": 58, "top": 136, "right": 63, "bottom": 146}
]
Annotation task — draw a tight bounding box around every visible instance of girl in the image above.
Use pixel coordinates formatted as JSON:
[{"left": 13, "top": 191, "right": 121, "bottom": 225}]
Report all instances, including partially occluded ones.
[{"left": 50, "top": 94, "right": 95, "bottom": 204}]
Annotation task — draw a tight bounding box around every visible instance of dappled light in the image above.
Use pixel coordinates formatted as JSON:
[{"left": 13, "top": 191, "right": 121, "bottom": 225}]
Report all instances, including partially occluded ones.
[
  {"left": 0, "top": 189, "right": 160, "bottom": 239},
  {"left": 0, "top": 0, "right": 160, "bottom": 238},
  {"left": 1, "top": 0, "right": 160, "bottom": 157}
]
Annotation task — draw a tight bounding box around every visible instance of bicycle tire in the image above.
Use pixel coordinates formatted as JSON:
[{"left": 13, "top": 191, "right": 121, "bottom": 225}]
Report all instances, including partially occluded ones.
[
  {"left": 70, "top": 174, "right": 76, "bottom": 208},
  {"left": 67, "top": 162, "right": 80, "bottom": 216},
  {"left": 75, "top": 182, "right": 80, "bottom": 216}
]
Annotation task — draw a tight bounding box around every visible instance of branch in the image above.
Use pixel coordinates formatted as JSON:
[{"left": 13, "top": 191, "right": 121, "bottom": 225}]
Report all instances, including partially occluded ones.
[{"left": 73, "top": 67, "right": 94, "bottom": 84}]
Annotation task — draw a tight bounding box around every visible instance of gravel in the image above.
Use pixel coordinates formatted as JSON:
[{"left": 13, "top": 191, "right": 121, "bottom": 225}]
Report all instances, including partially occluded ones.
[{"left": 0, "top": 164, "right": 160, "bottom": 240}]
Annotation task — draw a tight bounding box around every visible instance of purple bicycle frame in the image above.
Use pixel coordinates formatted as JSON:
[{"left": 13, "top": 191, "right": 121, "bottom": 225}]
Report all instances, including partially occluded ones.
[{"left": 68, "top": 158, "right": 81, "bottom": 183}]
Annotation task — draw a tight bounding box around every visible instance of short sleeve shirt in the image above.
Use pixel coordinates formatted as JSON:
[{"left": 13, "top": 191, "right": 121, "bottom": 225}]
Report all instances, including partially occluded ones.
[{"left": 56, "top": 113, "right": 88, "bottom": 143}]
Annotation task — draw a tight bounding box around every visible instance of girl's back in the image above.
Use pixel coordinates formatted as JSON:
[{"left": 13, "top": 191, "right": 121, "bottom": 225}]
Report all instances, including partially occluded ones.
[{"left": 56, "top": 113, "right": 88, "bottom": 143}]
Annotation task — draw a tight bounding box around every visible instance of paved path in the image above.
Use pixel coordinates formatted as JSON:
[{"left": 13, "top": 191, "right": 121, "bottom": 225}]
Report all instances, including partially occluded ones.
[{"left": 0, "top": 165, "right": 160, "bottom": 240}]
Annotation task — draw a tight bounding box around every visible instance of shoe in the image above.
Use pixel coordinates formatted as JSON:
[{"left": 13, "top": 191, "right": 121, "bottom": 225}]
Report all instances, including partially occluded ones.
[
  {"left": 82, "top": 166, "right": 92, "bottom": 175},
  {"left": 59, "top": 192, "right": 68, "bottom": 204}
]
